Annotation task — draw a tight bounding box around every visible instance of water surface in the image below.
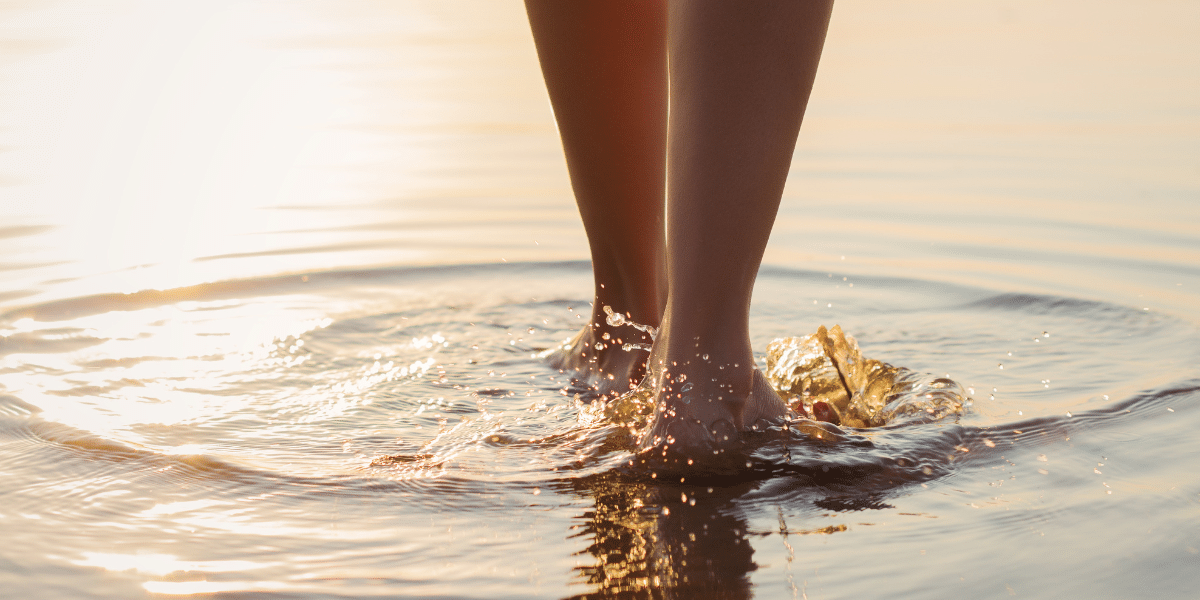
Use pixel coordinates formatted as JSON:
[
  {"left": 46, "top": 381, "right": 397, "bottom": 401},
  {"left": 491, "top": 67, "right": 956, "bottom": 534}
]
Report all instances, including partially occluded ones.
[{"left": 2, "top": 1, "right": 1198, "bottom": 598}]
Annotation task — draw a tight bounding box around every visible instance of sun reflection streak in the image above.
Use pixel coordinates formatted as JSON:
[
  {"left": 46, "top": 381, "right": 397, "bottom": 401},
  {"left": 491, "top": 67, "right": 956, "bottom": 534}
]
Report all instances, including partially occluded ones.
[
  {"left": 73, "top": 551, "right": 265, "bottom": 577},
  {"left": 143, "top": 580, "right": 290, "bottom": 596},
  {"left": 0, "top": 0, "right": 552, "bottom": 307},
  {"left": 0, "top": 0, "right": 383, "bottom": 295}
]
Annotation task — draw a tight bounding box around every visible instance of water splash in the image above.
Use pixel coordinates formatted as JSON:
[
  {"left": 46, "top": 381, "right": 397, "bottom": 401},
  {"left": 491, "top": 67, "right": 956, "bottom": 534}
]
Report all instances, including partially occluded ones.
[
  {"left": 578, "top": 324, "right": 967, "bottom": 455},
  {"left": 765, "top": 325, "right": 967, "bottom": 427},
  {"left": 603, "top": 305, "right": 657, "bottom": 353}
]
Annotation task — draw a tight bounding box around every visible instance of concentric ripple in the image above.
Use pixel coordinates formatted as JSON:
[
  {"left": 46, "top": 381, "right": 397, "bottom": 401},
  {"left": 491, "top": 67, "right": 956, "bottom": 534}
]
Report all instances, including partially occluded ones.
[{"left": 1, "top": 261, "right": 1197, "bottom": 598}]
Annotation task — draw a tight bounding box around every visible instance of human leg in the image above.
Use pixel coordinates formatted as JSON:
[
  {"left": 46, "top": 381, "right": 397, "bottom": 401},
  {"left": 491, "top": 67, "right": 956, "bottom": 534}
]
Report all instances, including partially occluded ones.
[
  {"left": 524, "top": 0, "right": 669, "bottom": 397},
  {"left": 638, "top": 0, "right": 834, "bottom": 452}
]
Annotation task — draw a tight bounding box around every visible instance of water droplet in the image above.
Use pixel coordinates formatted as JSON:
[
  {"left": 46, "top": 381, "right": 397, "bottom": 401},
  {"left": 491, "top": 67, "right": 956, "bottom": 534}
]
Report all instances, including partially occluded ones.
[
  {"left": 604, "top": 306, "right": 625, "bottom": 327},
  {"left": 681, "top": 493, "right": 688, "bottom": 503},
  {"left": 601, "top": 332, "right": 610, "bottom": 340},
  {"left": 594, "top": 343, "right": 603, "bottom": 350},
  {"left": 532, "top": 488, "right": 541, "bottom": 495},
  {"left": 681, "top": 382, "right": 693, "bottom": 393},
  {"left": 677, "top": 374, "right": 687, "bottom": 383},
  {"left": 701, "top": 354, "right": 710, "bottom": 361}
]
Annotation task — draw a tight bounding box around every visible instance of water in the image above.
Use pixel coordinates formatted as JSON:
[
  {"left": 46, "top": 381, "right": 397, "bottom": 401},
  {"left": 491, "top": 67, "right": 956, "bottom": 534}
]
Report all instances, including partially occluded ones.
[{"left": 2, "top": 1, "right": 1199, "bottom": 598}]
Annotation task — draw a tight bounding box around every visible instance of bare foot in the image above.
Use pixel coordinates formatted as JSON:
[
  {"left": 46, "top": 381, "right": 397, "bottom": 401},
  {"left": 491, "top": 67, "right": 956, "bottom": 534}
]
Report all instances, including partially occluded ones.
[
  {"left": 545, "top": 310, "right": 656, "bottom": 400},
  {"left": 633, "top": 312, "right": 788, "bottom": 464}
]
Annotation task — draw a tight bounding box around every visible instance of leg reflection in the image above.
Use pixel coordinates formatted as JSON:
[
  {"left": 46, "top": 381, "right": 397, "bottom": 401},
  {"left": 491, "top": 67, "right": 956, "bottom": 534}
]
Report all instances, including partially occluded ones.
[{"left": 567, "top": 473, "right": 757, "bottom": 599}]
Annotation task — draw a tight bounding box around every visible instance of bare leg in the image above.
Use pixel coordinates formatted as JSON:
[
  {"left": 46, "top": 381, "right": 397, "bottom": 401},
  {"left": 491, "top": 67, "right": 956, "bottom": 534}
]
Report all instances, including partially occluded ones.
[
  {"left": 638, "top": 0, "right": 834, "bottom": 455},
  {"left": 525, "top": 0, "right": 669, "bottom": 397}
]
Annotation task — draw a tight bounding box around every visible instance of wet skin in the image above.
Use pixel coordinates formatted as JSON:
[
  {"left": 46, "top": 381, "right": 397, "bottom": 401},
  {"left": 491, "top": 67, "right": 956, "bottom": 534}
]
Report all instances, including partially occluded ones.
[{"left": 527, "top": 0, "right": 834, "bottom": 457}]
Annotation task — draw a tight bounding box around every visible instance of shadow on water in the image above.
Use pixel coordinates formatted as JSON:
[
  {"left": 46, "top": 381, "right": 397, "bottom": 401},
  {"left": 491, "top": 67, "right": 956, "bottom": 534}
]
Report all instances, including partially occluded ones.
[{"left": 557, "top": 375, "right": 1200, "bottom": 599}]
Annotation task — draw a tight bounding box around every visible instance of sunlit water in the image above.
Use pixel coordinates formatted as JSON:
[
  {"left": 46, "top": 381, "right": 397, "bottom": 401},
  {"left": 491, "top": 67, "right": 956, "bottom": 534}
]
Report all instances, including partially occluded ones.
[{"left": 2, "top": 1, "right": 1199, "bottom": 599}]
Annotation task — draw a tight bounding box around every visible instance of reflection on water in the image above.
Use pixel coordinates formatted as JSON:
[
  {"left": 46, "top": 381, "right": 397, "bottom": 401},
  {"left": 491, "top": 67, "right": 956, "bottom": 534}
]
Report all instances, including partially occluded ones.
[{"left": 568, "top": 473, "right": 759, "bottom": 600}]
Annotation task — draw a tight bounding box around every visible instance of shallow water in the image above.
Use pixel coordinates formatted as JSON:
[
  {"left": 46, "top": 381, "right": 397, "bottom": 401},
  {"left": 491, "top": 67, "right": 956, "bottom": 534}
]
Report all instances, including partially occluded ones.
[{"left": 2, "top": 1, "right": 1199, "bottom": 599}]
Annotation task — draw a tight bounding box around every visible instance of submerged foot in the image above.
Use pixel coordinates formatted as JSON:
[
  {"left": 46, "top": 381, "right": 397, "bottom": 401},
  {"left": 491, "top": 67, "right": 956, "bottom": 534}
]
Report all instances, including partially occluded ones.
[
  {"left": 632, "top": 327, "right": 788, "bottom": 468},
  {"left": 545, "top": 314, "right": 656, "bottom": 400}
]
